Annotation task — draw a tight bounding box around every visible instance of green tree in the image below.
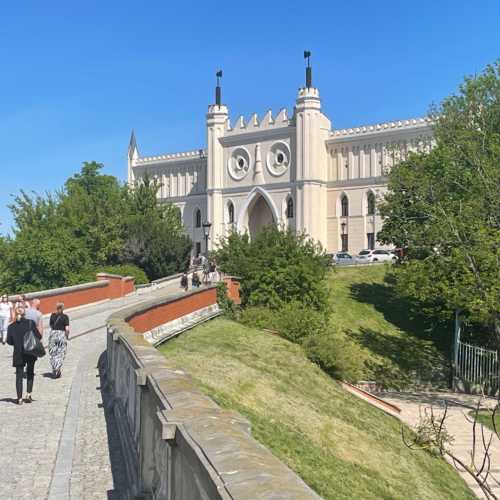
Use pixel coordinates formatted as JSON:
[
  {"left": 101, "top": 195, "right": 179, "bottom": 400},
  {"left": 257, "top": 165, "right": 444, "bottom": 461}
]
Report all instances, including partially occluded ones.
[
  {"left": 214, "top": 226, "right": 330, "bottom": 312},
  {"left": 122, "top": 174, "right": 192, "bottom": 280},
  {"left": 379, "top": 62, "right": 500, "bottom": 345}
]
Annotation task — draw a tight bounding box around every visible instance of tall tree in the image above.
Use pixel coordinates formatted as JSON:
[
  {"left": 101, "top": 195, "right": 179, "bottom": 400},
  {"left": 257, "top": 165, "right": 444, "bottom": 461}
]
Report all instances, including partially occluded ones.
[{"left": 379, "top": 62, "right": 500, "bottom": 345}]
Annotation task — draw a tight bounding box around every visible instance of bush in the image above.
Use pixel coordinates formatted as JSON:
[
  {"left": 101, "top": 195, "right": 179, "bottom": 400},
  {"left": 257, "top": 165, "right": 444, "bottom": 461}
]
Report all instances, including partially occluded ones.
[
  {"left": 216, "top": 282, "right": 238, "bottom": 319},
  {"left": 214, "top": 226, "right": 330, "bottom": 312},
  {"left": 274, "top": 302, "right": 328, "bottom": 343},
  {"left": 304, "top": 331, "right": 365, "bottom": 383},
  {"left": 98, "top": 264, "right": 149, "bottom": 285},
  {"left": 239, "top": 306, "right": 278, "bottom": 331}
]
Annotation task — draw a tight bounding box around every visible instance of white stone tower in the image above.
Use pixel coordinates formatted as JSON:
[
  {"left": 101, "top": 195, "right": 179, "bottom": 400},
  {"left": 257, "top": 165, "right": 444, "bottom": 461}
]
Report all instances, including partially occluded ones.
[
  {"left": 294, "top": 52, "right": 331, "bottom": 247},
  {"left": 206, "top": 71, "right": 228, "bottom": 250}
]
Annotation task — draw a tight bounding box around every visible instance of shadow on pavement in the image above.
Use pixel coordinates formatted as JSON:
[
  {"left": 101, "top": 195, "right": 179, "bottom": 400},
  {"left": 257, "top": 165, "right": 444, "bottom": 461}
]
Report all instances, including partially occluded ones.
[{"left": 97, "top": 351, "right": 129, "bottom": 498}]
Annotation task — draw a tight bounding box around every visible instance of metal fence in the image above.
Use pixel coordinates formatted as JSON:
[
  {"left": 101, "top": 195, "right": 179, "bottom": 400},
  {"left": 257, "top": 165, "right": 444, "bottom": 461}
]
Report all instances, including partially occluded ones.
[{"left": 455, "top": 340, "right": 498, "bottom": 394}]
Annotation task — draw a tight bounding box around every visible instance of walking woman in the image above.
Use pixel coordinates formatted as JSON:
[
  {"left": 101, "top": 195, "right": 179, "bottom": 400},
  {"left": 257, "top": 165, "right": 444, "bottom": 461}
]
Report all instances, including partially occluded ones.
[
  {"left": 7, "top": 306, "right": 42, "bottom": 404},
  {"left": 48, "top": 302, "right": 69, "bottom": 378},
  {"left": 0, "top": 294, "right": 12, "bottom": 345}
]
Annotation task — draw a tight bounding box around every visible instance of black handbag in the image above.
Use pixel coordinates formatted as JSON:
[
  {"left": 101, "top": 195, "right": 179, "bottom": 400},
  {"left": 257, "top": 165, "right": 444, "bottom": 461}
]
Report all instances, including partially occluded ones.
[{"left": 23, "top": 323, "right": 46, "bottom": 358}]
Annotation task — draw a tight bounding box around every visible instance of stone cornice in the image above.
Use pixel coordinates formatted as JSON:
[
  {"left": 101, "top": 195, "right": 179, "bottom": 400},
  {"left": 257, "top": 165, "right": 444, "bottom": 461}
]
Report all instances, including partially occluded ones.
[
  {"left": 133, "top": 149, "right": 207, "bottom": 167},
  {"left": 219, "top": 126, "right": 293, "bottom": 147}
]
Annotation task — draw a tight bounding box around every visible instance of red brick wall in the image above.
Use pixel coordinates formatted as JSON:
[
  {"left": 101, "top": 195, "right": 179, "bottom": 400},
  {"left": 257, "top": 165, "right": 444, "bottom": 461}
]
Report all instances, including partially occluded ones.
[{"left": 128, "top": 287, "right": 218, "bottom": 333}]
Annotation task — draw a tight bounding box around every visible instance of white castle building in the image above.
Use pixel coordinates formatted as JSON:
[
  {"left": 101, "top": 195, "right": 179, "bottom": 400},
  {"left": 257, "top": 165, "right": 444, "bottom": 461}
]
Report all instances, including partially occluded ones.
[{"left": 127, "top": 56, "right": 433, "bottom": 256}]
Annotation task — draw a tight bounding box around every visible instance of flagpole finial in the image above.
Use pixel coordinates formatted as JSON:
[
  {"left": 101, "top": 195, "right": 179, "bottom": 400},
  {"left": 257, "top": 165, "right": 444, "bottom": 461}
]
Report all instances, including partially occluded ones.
[
  {"left": 304, "top": 51, "right": 312, "bottom": 88},
  {"left": 215, "top": 70, "right": 223, "bottom": 106}
]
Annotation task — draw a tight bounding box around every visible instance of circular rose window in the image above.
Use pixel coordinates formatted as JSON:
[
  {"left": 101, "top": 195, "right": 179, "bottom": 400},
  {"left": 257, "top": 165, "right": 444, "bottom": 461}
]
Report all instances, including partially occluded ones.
[
  {"left": 228, "top": 147, "right": 251, "bottom": 181},
  {"left": 266, "top": 142, "right": 291, "bottom": 176}
]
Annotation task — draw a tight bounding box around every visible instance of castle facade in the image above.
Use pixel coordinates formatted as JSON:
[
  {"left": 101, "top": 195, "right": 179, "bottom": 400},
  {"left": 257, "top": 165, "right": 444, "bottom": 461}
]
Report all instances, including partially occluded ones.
[{"left": 127, "top": 60, "right": 433, "bottom": 256}]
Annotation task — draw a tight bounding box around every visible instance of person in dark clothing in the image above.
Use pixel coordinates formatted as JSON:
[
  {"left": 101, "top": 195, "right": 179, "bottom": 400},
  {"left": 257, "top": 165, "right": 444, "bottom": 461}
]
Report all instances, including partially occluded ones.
[
  {"left": 7, "top": 306, "right": 42, "bottom": 405},
  {"left": 180, "top": 273, "right": 189, "bottom": 291},
  {"left": 192, "top": 271, "right": 201, "bottom": 288}
]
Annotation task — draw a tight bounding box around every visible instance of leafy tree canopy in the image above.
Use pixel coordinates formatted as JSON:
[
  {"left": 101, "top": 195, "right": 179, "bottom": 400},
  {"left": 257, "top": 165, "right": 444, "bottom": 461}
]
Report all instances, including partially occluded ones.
[
  {"left": 379, "top": 62, "right": 500, "bottom": 338},
  {"left": 0, "top": 163, "right": 192, "bottom": 292},
  {"left": 214, "top": 226, "right": 330, "bottom": 312}
]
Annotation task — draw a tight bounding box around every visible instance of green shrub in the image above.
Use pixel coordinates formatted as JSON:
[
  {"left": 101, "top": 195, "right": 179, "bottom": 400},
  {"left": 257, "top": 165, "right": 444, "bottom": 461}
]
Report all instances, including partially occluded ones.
[
  {"left": 98, "top": 264, "right": 149, "bottom": 285},
  {"left": 274, "top": 302, "right": 328, "bottom": 343},
  {"left": 239, "top": 306, "right": 278, "bottom": 330},
  {"left": 214, "top": 226, "right": 330, "bottom": 312},
  {"left": 216, "top": 282, "right": 238, "bottom": 319},
  {"left": 304, "top": 331, "right": 365, "bottom": 383}
]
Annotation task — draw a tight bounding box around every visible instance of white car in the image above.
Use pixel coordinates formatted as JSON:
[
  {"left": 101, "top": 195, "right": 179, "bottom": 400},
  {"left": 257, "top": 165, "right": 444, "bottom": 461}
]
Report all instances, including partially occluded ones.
[{"left": 356, "top": 249, "right": 397, "bottom": 263}]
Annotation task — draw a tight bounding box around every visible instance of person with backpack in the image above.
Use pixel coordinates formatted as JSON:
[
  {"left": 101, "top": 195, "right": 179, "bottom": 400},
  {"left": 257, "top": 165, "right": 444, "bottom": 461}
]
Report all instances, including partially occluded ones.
[
  {"left": 7, "top": 305, "right": 43, "bottom": 405},
  {"left": 48, "top": 302, "right": 70, "bottom": 378}
]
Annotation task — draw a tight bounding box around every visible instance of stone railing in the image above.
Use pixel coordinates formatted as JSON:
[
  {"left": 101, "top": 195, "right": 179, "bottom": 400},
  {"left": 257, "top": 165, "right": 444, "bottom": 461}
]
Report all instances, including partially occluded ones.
[
  {"left": 9, "top": 273, "right": 135, "bottom": 314},
  {"left": 106, "top": 285, "right": 320, "bottom": 500}
]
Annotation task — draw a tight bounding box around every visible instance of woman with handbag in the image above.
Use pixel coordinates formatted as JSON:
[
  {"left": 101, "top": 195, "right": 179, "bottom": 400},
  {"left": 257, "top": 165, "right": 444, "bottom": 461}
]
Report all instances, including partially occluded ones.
[
  {"left": 7, "top": 305, "right": 43, "bottom": 405},
  {"left": 48, "top": 302, "right": 69, "bottom": 378}
]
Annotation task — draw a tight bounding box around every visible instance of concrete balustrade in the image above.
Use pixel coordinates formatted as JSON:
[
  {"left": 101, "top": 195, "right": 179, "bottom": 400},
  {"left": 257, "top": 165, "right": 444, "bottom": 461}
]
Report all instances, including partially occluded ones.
[{"left": 106, "top": 284, "right": 321, "bottom": 499}]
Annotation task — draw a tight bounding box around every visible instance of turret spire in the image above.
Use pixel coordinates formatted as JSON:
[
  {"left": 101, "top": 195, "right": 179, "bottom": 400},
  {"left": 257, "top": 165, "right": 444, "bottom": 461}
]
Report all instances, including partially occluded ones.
[
  {"left": 304, "top": 50, "right": 312, "bottom": 88},
  {"left": 215, "top": 70, "right": 223, "bottom": 106}
]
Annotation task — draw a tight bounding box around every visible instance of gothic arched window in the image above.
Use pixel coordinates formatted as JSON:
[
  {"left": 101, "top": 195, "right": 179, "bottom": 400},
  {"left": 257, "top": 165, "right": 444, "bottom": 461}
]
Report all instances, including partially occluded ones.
[
  {"left": 228, "top": 202, "right": 234, "bottom": 224},
  {"left": 367, "top": 192, "right": 375, "bottom": 216},
  {"left": 286, "top": 197, "right": 294, "bottom": 219},
  {"left": 341, "top": 195, "right": 349, "bottom": 217},
  {"left": 195, "top": 208, "right": 201, "bottom": 228}
]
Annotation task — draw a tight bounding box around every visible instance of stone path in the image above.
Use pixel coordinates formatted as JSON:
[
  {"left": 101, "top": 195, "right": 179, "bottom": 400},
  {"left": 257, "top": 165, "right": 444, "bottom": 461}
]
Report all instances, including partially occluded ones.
[
  {"left": 379, "top": 391, "right": 500, "bottom": 499},
  {"left": 0, "top": 282, "right": 181, "bottom": 500}
]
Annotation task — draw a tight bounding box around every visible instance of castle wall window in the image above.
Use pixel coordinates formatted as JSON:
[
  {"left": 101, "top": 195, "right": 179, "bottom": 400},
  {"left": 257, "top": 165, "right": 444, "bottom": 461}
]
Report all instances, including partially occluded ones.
[
  {"left": 341, "top": 195, "right": 349, "bottom": 217},
  {"left": 367, "top": 232, "right": 375, "bottom": 250},
  {"left": 195, "top": 208, "right": 201, "bottom": 228},
  {"left": 286, "top": 197, "right": 294, "bottom": 219},
  {"left": 227, "top": 202, "right": 234, "bottom": 224},
  {"left": 367, "top": 192, "right": 375, "bottom": 216}
]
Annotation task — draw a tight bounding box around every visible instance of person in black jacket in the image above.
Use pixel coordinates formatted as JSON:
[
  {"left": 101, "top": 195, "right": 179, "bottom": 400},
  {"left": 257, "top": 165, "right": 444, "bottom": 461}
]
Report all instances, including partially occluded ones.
[{"left": 7, "top": 305, "right": 42, "bottom": 405}]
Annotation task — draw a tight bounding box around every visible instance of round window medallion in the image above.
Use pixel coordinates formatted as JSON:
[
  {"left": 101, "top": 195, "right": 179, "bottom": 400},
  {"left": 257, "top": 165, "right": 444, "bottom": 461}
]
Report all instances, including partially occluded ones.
[
  {"left": 228, "top": 147, "right": 251, "bottom": 181},
  {"left": 266, "top": 142, "right": 291, "bottom": 176}
]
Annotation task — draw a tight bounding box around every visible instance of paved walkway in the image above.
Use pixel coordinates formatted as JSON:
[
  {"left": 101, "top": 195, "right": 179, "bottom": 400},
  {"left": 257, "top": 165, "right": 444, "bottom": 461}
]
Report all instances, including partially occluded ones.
[
  {"left": 379, "top": 391, "right": 500, "bottom": 499},
  {"left": 0, "top": 283, "right": 180, "bottom": 499}
]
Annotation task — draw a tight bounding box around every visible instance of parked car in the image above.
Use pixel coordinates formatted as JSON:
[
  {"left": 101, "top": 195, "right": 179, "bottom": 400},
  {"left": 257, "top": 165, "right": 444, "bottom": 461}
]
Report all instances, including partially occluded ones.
[
  {"left": 356, "top": 249, "right": 397, "bottom": 263},
  {"left": 332, "top": 252, "right": 354, "bottom": 265}
]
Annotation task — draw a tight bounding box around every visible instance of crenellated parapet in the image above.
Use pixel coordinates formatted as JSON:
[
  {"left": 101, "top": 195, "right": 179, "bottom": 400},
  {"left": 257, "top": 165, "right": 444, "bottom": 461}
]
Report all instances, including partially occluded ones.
[
  {"left": 134, "top": 149, "right": 207, "bottom": 166},
  {"left": 224, "top": 108, "right": 291, "bottom": 135},
  {"left": 329, "top": 117, "right": 433, "bottom": 141}
]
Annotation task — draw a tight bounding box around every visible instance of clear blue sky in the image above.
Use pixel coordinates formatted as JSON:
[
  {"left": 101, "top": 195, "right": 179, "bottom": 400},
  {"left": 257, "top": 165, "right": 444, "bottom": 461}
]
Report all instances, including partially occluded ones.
[{"left": 1, "top": 1, "right": 499, "bottom": 233}]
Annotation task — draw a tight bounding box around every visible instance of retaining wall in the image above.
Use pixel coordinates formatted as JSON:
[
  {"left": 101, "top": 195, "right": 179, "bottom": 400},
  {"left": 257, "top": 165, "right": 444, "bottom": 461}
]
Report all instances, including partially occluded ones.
[
  {"left": 10, "top": 273, "right": 135, "bottom": 314},
  {"left": 106, "top": 285, "right": 320, "bottom": 500}
]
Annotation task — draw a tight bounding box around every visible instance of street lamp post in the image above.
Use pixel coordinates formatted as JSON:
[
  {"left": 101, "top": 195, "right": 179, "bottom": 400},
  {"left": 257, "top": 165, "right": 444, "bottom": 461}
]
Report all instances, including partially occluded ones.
[
  {"left": 341, "top": 222, "right": 347, "bottom": 252},
  {"left": 202, "top": 221, "right": 212, "bottom": 257}
]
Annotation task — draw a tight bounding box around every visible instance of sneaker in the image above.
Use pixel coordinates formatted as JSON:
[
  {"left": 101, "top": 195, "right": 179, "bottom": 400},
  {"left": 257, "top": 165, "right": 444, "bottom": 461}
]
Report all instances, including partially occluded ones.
[
  {"left": 25, "top": 395, "right": 33, "bottom": 403},
  {"left": 17, "top": 398, "right": 23, "bottom": 405}
]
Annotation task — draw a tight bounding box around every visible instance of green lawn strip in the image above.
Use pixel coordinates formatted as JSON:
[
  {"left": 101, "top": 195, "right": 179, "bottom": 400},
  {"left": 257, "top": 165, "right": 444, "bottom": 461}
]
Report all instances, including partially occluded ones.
[
  {"left": 469, "top": 410, "right": 500, "bottom": 434},
  {"left": 160, "top": 319, "right": 474, "bottom": 499},
  {"left": 328, "top": 265, "right": 451, "bottom": 388}
]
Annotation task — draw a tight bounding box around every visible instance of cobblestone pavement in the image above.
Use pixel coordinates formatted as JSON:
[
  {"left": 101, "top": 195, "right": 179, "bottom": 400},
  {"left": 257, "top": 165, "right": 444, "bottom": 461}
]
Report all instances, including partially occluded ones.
[
  {"left": 0, "top": 283, "right": 181, "bottom": 500},
  {"left": 379, "top": 391, "right": 500, "bottom": 499}
]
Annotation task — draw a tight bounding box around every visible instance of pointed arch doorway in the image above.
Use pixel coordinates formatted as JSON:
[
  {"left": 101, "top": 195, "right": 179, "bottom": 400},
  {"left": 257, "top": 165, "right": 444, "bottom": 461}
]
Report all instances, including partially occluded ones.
[{"left": 237, "top": 187, "right": 279, "bottom": 239}]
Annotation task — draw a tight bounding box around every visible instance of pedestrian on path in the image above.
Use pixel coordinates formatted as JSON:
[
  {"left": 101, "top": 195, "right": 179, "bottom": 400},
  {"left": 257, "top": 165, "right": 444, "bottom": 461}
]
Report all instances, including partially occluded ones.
[
  {"left": 180, "top": 273, "right": 189, "bottom": 292},
  {"left": 0, "top": 294, "right": 12, "bottom": 345},
  {"left": 25, "top": 298, "right": 44, "bottom": 336},
  {"left": 48, "top": 302, "right": 69, "bottom": 378},
  {"left": 192, "top": 271, "right": 201, "bottom": 288},
  {"left": 7, "top": 305, "right": 42, "bottom": 404}
]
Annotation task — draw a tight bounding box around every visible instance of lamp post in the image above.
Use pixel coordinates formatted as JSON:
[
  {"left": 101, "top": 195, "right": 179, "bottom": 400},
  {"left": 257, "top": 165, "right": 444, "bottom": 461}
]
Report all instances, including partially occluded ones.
[{"left": 202, "top": 221, "right": 212, "bottom": 257}]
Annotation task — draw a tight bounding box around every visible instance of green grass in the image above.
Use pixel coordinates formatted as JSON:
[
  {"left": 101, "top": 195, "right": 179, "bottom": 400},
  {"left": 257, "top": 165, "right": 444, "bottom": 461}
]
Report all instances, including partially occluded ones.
[
  {"left": 160, "top": 319, "right": 474, "bottom": 500},
  {"left": 328, "top": 265, "right": 451, "bottom": 388},
  {"left": 470, "top": 410, "right": 500, "bottom": 433}
]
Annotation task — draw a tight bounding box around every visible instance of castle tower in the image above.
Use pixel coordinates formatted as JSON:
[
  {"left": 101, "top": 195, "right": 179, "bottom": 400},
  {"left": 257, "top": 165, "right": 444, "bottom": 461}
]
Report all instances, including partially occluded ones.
[
  {"left": 206, "top": 70, "right": 228, "bottom": 249},
  {"left": 294, "top": 52, "right": 331, "bottom": 247},
  {"left": 127, "top": 130, "right": 139, "bottom": 186}
]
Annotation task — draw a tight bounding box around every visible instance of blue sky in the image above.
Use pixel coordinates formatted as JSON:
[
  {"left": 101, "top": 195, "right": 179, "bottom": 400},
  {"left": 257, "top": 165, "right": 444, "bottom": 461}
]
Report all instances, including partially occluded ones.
[{"left": 1, "top": 1, "right": 499, "bottom": 233}]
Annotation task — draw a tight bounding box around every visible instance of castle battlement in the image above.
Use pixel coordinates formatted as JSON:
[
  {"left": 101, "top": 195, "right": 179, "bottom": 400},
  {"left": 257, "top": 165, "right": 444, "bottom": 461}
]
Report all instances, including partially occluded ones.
[
  {"left": 135, "top": 149, "right": 207, "bottom": 165},
  {"left": 329, "top": 116, "right": 433, "bottom": 141},
  {"left": 225, "top": 108, "right": 290, "bottom": 135}
]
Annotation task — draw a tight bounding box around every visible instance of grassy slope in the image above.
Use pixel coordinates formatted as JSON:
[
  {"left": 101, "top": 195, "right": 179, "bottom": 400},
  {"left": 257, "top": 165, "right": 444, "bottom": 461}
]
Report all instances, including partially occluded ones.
[
  {"left": 160, "top": 319, "right": 473, "bottom": 500},
  {"left": 328, "top": 265, "right": 451, "bottom": 388}
]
